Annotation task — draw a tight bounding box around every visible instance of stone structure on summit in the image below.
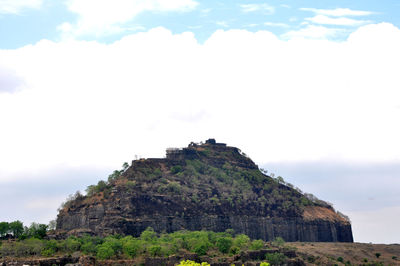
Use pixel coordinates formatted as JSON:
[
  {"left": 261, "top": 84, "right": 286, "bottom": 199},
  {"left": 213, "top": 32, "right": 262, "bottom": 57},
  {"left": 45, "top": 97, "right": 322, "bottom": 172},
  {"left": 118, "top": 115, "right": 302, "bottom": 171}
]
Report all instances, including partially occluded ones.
[{"left": 56, "top": 139, "right": 353, "bottom": 242}]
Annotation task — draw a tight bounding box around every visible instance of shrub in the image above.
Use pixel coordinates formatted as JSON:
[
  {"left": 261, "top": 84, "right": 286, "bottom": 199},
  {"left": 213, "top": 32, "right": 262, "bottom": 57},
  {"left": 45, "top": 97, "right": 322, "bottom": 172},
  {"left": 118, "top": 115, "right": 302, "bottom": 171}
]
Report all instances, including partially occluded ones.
[
  {"left": 260, "top": 263, "right": 270, "bottom": 266},
  {"left": 216, "top": 237, "right": 232, "bottom": 254},
  {"left": 65, "top": 237, "right": 80, "bottom": 253},
  {"left": 193, "top": 240, "right": 210, "bottom": 256},
  {"left": 41, "top": 248, "right": 55, "bottom": 257},
  {"left": 81, "top": 241, "right": 97, "bottom": 255},
  {"left": 337, "top": 256, "right": 344, "bottom": 262},
  {"left": 233, "top": 234, "right": 250, "bottom": 248},
  {"left": 177, "top": 260, "right": 210, "bottom": 266},
  {"left": 103, "top": 236, "right": 123, "bottom": 254},
  {"left": 392, "top": 256, "right": 397, "bottom": 260},
  {"left": 97, "top": 243, "right": 115, "bottom": 260},
  {"left": 148, "top": 244, "right": 162, "bottom": 257},
  {"left": 122, "top": 239, "right": 141, "bottom": 258},
  {"left": 141, "top": 227, "right": 157, "bottom": 242},
  {"left": 166, "top": 182, "right": 181, "bottom": 194},
  {"left": 272, "top": 237, "right": 285, "bottom": 247},
  {"left": 250, "top": 239, "right": 264, "bottom": 250},
  {"left": 265, "top": 253, "right": 286, "bottom": 266},
  {"left": 171, "top": 165, "right": 183, "bottom": 174},
  {"left": 375, "top": 252, "right": 381, "bottom": 258}
]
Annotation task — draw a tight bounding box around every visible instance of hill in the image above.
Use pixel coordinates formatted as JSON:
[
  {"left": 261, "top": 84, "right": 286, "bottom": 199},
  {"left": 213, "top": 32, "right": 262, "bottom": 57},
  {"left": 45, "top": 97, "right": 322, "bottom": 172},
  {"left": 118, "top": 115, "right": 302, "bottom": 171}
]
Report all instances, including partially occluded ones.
[{"left": 56, "top": 139, "right": 353, "bottom": 242}]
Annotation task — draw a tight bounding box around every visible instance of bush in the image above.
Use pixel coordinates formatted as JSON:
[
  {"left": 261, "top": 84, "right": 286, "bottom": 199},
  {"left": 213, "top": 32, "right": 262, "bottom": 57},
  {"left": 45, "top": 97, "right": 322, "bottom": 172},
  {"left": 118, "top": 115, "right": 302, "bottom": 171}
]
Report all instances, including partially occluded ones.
[
  {"left": 171, "top": 165, "right": 183, "bottom": 174},
  {"left": 81, "top": 241, "right": 97, "bottom": 255},
  {"left": 148, "top": 244, "right": 162, "bottom": 257},
  {"left": 193, "top": 240, "right": 210, "bottom": 256},
  {"left": 265, "top": 253, "right": 286, "bottom": 266},
  {"left": 141, "top": 227, "right": 157, "bottom": 242},
  {"left": 233, "top": 234, "right": 250, "bottom": 248},
  {"left": 176, "top": 260, "right": 210, "bottom": 266},
  {"left": 65, "top": 237, "right": 80, "bottom": 253},
  {"left": 337, "top": 256, "right": 344, "bottom": 262},
  {"left": 250, "top": 239, "right": 264, "bottom": 250},
  {"left": 272, "top": 237, "right": 285, "bottom": 247},
  {"left": 103, "top": 236, "right": 123, "bottom": 254},
  {"left": 96, "top": 243, "right": 115, "bottom": 260},
  {"left": 216, "top": 237, "right": 232, "bottom": 254},
  {"left": 41, "top": 248, "right": 55, "bottom": 257},
  {"left": 375, "top": 252, "right": 381, "bottom": 258},
  {"left": 260, "top": 263, "right": 270, "bottom": 266},
  {"left": 122, "top": 238, "right": 141, "bottom": 258}
]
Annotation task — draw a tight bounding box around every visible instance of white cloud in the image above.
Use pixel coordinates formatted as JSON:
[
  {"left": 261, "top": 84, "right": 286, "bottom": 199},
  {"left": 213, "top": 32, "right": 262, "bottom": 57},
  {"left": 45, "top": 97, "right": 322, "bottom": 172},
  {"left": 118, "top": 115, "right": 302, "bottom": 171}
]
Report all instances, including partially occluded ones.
[
  {"left": 300, "top": 7, "right": 374, "bottom": 17},
  {"left": 60, "top": 0, "right": 198, "bottom": 37},
  {"left": 1, "top": 24, "right": 400, "bottom": 242},
  {"left": 0, "top": 0, "right": 43, "bottom": 14},
  {"left": 240, "top": 3, "right": 274, "bottom": 14},
  {"left": 0, "top": 65, "right": 25, "bottom": 93},
  {"left": 216, "top": 21, "right": 229, "bottom": 28},
  {"left": 281, "top": 25, "right": 344, "bottom": 40},
  {"left": 306, "top": 15, "right": 371, "bottom": 26},
  {"left": 264, "top": 22, "right": 289, "bottom": 28}
]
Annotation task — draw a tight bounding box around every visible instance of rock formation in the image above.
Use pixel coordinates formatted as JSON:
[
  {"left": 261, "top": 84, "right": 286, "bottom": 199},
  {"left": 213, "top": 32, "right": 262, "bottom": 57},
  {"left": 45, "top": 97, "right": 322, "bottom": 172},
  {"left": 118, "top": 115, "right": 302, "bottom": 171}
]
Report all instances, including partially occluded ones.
[{"left": 56, "top": 139, "right": 353, "bottom": 242}]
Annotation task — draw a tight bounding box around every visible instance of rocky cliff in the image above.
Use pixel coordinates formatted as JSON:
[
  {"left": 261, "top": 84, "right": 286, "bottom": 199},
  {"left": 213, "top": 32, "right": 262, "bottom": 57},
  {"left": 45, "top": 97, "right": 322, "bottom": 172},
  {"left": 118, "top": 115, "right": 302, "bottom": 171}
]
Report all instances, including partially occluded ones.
[{"left": 56, "top": 139, "right": 353, "bottom": 242}]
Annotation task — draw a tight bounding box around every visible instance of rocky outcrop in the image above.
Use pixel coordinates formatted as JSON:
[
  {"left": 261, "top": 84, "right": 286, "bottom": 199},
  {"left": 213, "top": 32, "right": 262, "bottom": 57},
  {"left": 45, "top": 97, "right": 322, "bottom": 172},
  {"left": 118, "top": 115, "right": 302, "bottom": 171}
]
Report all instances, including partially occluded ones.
[{"left": 56, "top": 139, "right": 353, "bottom": 242}]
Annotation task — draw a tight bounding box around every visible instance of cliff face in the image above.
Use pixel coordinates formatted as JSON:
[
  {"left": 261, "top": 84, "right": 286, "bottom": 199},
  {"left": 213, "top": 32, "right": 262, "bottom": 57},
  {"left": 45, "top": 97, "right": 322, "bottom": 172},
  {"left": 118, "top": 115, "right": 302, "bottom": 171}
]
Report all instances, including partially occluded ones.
[{"left": 57, "top": 139, "right": 353, "bottom": 242}]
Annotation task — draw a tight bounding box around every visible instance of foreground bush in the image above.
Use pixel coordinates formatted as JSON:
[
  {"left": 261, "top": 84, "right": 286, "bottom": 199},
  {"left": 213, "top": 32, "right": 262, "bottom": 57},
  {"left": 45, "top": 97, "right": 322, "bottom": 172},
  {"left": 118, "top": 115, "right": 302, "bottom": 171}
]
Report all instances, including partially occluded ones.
[{"left": 177, "top": 260, "right": 210, "bottom": 266}]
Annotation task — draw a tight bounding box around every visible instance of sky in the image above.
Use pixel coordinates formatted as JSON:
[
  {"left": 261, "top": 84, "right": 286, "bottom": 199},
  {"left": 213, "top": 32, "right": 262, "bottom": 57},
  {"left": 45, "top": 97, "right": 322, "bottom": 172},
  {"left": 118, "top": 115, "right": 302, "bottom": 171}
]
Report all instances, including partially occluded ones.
[{"left": 0, "top": 0, "right": 400, "bottom": 244}]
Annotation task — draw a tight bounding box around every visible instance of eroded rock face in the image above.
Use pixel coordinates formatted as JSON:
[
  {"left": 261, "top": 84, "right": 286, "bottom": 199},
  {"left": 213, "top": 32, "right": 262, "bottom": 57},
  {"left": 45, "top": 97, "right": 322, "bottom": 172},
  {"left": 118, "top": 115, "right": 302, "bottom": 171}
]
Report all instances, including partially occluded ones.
[{"left": 57, "top": 139, "right": 353, "bottom": 242}]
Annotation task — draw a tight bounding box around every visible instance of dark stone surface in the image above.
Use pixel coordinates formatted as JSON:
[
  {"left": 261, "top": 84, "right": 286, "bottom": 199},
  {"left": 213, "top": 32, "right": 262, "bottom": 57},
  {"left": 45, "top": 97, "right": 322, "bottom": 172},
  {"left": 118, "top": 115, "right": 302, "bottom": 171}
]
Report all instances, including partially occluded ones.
[{"left": 56, "top": 140, "right": 353, "bottom": 242}]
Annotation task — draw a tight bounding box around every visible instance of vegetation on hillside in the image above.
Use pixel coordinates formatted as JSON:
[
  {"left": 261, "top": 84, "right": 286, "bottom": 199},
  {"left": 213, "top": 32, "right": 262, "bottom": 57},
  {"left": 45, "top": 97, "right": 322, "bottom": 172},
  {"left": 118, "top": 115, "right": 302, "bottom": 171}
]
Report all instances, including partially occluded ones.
[
  {"left": 59, "top": 151, "right": 346, "bottom": 220},
  {"left": 1, "top": 228, "right": 285, "bottom": 265}
]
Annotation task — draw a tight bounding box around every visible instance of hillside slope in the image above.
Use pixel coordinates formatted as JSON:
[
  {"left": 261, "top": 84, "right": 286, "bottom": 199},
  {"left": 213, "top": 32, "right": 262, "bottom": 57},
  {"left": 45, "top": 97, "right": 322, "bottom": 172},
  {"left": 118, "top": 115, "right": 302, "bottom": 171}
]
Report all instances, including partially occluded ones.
[{"left": 56, "top": 139, "right": 353, "bottom": 242}]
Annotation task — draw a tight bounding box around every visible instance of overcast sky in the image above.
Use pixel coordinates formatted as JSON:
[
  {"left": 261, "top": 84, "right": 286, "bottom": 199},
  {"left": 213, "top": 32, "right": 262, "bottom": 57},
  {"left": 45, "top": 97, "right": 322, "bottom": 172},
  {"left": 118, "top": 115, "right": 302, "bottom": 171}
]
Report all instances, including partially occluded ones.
[{"left": 1, "top": 0, "right": 400, "bottom": 244}]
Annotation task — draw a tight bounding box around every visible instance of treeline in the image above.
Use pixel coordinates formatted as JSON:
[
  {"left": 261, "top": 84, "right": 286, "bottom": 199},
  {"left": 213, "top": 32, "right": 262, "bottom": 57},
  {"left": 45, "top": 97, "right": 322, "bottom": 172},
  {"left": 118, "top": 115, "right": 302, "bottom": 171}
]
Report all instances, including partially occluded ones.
[
  {"left": 0, "top": 220, "right": 53, "bottom": 240},
  {"left": 0, "top": 228, "right": 287, "bottom": 264}
]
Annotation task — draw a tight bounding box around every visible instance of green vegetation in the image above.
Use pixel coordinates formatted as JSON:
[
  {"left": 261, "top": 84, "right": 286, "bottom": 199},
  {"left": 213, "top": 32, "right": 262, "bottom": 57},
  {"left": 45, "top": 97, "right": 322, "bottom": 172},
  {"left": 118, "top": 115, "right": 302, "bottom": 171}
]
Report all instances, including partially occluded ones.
[
  {"left": 265, "top": 252, "right": 286, "bottom": 265},
  {"left": 176, "top": 260, "right": 210, "bottom": 266},
  {"left": 0, "top": 221, "right": 49, "bottom": 240},
  {"left": 58, "top": 142, "right": 341, "bottom": 223},
  {"left": 0, "top": 228, "right": 284, "bottom": 262}
]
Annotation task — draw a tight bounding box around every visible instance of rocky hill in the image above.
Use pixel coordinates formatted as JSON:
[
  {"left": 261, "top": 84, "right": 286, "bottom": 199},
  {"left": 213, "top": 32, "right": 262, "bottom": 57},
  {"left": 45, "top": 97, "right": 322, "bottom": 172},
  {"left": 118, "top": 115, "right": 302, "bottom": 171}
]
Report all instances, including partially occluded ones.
[{"left": 56, "top": 139, "right": 353, "bottom": 242}]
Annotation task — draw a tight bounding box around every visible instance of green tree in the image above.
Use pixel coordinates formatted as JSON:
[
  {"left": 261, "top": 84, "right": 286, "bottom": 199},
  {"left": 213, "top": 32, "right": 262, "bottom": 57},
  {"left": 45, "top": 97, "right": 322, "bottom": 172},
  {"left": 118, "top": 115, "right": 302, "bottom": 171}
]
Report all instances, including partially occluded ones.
[
  {"left": 250, "top": 239, "right": 264, "bottom": 250},
  {"left": 233, "top": 234, "right": 250, "bottom": 248},
  {"left": 26, "top": 223, "right": 48, "bottom": 239},
  {"left": 141, "top": 227, "right": 157, "bottom": 242},
  {"left": 97, "top": 243, "right": 115, "bottom": 260},
  {"left": 122, "top": 162, "right": 129, "bottom": 171},
  {"left": 108, "top": 170, "right": 121, "bottom": 183},
  {"left": 0, "top": 222, "right": 9, "bottom": 237},
  {"left": 122, "top": 238, "right": 141, "bottom": 258},
  {"left": 216, "top": 237, "right": 232, "bottom": 254},
  {"left": 9, "top": 221, "right": 24, "bottom": 238}
]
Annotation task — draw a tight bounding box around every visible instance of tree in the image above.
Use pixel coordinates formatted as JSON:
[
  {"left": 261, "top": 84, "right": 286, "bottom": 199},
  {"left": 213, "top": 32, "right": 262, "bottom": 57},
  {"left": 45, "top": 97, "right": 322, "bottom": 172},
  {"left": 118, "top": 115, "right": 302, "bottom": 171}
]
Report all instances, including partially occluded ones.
[
  {"left": 26, "top": 223, "right": 48, "bottom": 239},
  {"left": 9, "top": 221, "right": 24, "bottom": 238},
  {"left": 0, "top": 222, "right": 9, "bottom": 237},
  {"left": 48, "top": 220, "right": 56, "bottom": 231},
  {"left": 108, "top": 170, "right": 121, "bottom": 183},
  {"left": 216, "top": 237, "right": 232, "bottom": 254},
  {"left": 122, "top": 162, "right": 129, "bottom": 171}
]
